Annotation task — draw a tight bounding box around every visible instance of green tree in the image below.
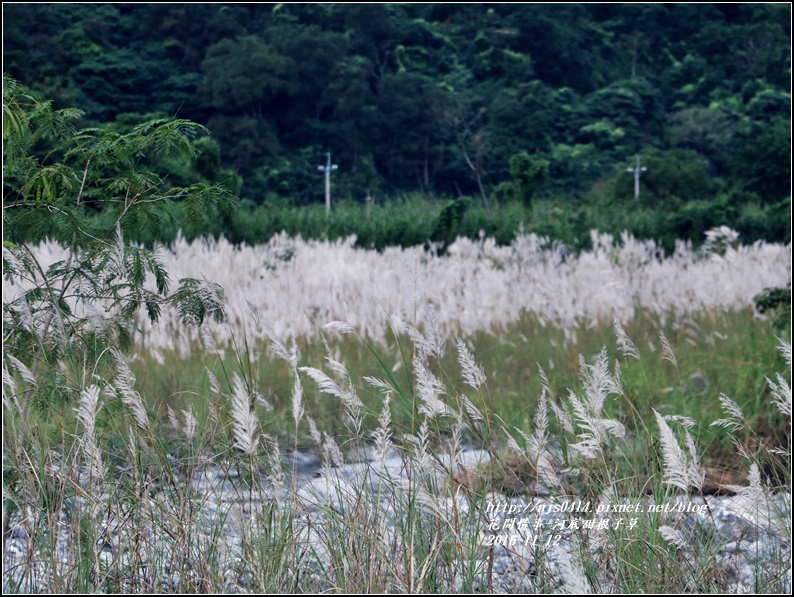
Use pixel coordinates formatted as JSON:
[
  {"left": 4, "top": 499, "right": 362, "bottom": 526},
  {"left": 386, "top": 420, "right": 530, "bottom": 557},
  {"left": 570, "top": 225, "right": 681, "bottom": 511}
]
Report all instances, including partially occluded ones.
[
  {"left": 611, "top": 149, "right": 715, "bottom": 207},
  {"left": 509, "top": 152, "right": 549, "bottom": 209},
  {"left": 3, "top": 75, "right": 237, "bottom": 439}
]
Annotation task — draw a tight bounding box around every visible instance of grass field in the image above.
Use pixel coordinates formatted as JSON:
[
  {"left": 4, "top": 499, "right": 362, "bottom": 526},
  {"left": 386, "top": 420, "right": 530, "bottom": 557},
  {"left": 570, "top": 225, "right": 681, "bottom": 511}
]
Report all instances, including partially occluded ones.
[{"left": 3, "top": 231, "right": 790, "bottom": 592}]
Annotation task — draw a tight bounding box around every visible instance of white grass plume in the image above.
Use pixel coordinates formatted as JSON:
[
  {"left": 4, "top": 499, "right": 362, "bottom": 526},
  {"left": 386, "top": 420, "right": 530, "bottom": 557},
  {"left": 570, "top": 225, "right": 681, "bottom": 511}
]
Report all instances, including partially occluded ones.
[
  {"left": 659, "top": 333, "right": 678, "bottom": 368},
  {"left": 414, "top": 356, "right": 450, "bottom": 419},
  {"left": 262, "top": 433, "right": 285, "bottom": 495},
  {"left": 373, "top": 393, "right": 392, "bottom": 466},
  {"left": 456, "top": 337, "right": 486, "bottom": 390},
  {"left": 261, "top": 323, "right": 297, "bottom": 367},
  {"left": 422, "top": 303, "right": 446, "bottom": 360},
  {"left": 405, "top": 303, "right": 446, "bottom": 361},
  {"left": 725, "top": 463, "right": 782, "bottom": 532},
  {"left": 230, "top": 372, "right": 259, "bottom": 455},
  {"left": 167, "top": 405, "right": 179, "bottom": 430},
  {"left": 550, "top": 396, "right": 575, "bottom": 435},
  {"left": 291, "top": 368, "right": 304, "bottom": 426},
  {"left": 778, "top": 336, "right": 792, "bottom": 368},
  {"left": 299, "top": 364, "right": 363, "bottom": 430},
  {"left": 711, "top": 393, "right": 745, "bottom": 433},
  {"left": 659, "top": 525, "right": 689, "bottom": 550},
  {"left": 364, "top": 375, "right": 397, "bottom": 395},
  {"left": 254, "top": 389, "right": 273, "bottom": 412},
  {"left": 767, "top": 369, "right": 791, "bottom": 419},
  {"left": 306, "top": 415, "right": 322, "bottom": 446},
  {"left": 512, "top": 393, "right": 562, "bottom": 489},
  {"left": 75, "top": 384, "right": 104, "bottom": 479},
  {"left": 5, "top": 354, "right": 37, "bottom": 388},
  {"left": 323, "top": 320, "right": 357, "bottom": 335},
  {"left": 613, "top": 319, "right": 640, "bottom": 360},
  {"left": 611, "top": 359, "right": 625, "bottom": 397},
  {"left": 653, "top": 409, "right": 704, "bottom": 492},
  {"left": 109, "top": 349, "right": 148, "bottom": 430},
  {"left": 322, "top": 432, "right": 345, "bottom": 469},
  {"left": 458, "top": 393, "right": 483, "bottom": 421},
  {"left": 567, "top": 349, "right": 625, "bottom": 459},
  {"left": 764, "top": 338, "right": 791, "bottom": 430},
  {"left": 568, "top": 389, "right": 625, "bottom": 459},
  {"left": 178, "top": 405, "right": 196, "bottom": 439},
  {"left": 581, "top": 348, "right": 619, "bottom": 414},
  {"left": 2, "top": 359, "right": 19, "bottom": 412},
  {"left": 206, "top": 367, "right": 222, "bottom": 397}
]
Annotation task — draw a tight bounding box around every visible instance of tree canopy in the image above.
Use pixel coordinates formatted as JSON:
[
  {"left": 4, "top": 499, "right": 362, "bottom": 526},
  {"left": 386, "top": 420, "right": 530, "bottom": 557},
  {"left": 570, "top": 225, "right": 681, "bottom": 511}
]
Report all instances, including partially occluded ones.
[{"left": 3, "top": 3, "right": 790, "bottom": 239}]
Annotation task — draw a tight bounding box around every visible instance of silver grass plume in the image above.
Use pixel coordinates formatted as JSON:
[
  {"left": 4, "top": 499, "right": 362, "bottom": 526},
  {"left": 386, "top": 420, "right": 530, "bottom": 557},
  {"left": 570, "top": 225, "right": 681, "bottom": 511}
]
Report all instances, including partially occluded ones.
[
  {"left": 550, "top": 397, "right": 575, "bottom": 436},
  {"left": 230, "top": 373, "right": 259, "bottom": 455},
  {"left": 110, "top": 223, "right": 127, "bottom": 279},
  {"left": 167, "top": 405, "right": 180, "bottom": 430},
  {"left": 659, "top": 333, "right": 678, "bottom": 368},
  {"left": 109, "top": 349, "right": 148, "bottom": 430},
  {"left": 291, "top": 367, "right": 304, "bottom": 426},
  {"left": 299, "top": 364, "right": 363, "bottom": 430},
  {"left": 262, "top": 434, "right": 285, "bottom": 496},
  {"left": 306, "top": 415, "right": 322, "bottom": 446},
  {"left": 323, "top": 320, "right": 357, "bottom": 335},
  {"left": 364, "top": 375, "right": 397, "bottom": 395},
  {"left": 206, "top": 367, "right": 222, "bottom": 397},
  {"left": 373, "top": 393, "right": 392, "bottom": 467},
  {"left": 567, "top": 350, "right": 624, "bottom": 459},
  {"left": 456, "top": 337, "right": 486, "bottom": 390},
  {"left": 254, "top": 389, "right": 273, "bottom": 412},
  {"left": 504, "top": 428, "right": 522, "bottom": 454},
  {"left": 538, "top": 364, "right": 553, "bottom": 397},
  {"left": 613, "top": 319, "right": 640, "bottom": 360},
  {"left": 322, "top": 432, "right": 345, "bottom": 470},
  {"left": 659, "top": 525, "right": 689, "bottom": 550},
  {"left": 711, "top": 393, "right": 745, "bottom": 433},
  {"left": 591, "top": 485, "right": 619, "bottom": 551},
  {"left": 568, "top": 390, "right": 625, "bottom": 460},
  {"left": 264, "top": 326, "right": 291, "bottom": 363},
  {"left": 200, "top": 326, "right": 217, "bottom": 354},
  {"left": 182, "top": 405, "right": 197, "bottom": 439},
  {"left": 612, "top": 359, "right": 625, "bottom": 396},
  {"left": 582, "top": 348, "right": 619, "bottom": 414},
  {"left": 653, "top": 409, "right": 704, "bottom": 492},
  {"left": 405, "top": 303, "right": 445, "bottom": 361},
  {"left": 2, "top": 360, "right": 17, "bottom": 412},
  {"left": 75, "top": 385, "right": 105, "bottom": 479},
  {"left": 414, "top": 355, "right": 450, "bottom": 419},
  {"left": 417, "top": 419, "right": 431, "bottom": 470},
  {"left": 777, "top": 336, "right": 792, "bottom": 369},
  {"left": 449, "top": 409, "right": 464, "bottom": 470},
  {"left": 459, "top": 393, "right": 483, "bottom": 421},
  {"left": 6, "top": 354, "right": 37, "bottom": 388},
  {"left": 725, "top": 463, "right": 782, "bottom": 532},
  {"left": 513, "top": 397, "right": 562, "bottom": 489},
  {"left": 422, "top": 303, "right": 446, "bottom": 360},
  {"left": 767, "top": 337, "right": 791, "bottom": 418},
  {"left": 768, "top": 373, "right": 791, "bottom": 418}
]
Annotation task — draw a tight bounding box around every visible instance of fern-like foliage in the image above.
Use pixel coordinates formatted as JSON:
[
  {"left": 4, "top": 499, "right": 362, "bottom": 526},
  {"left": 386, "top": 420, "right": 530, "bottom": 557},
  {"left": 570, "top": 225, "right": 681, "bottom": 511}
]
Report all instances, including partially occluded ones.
[{"left": 2, "top": 75, "right": 237, "bottom": 436}]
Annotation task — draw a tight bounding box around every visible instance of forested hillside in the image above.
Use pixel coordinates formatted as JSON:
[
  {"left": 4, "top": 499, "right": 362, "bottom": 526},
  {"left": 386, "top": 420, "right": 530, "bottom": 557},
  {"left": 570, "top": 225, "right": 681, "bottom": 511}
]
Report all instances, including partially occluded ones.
[{"left": 3, "top": 3, "right": 790, "bottom": 247}]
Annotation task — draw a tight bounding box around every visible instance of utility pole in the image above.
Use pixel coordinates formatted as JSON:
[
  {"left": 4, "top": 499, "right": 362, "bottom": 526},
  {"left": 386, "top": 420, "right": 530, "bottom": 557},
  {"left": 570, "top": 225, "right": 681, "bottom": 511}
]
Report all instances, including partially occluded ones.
[
  {"left": 317, "top": 152, "right": 338, "bottom": 214},
  {"left": 626, "top": 154, "right": 647, "bottom": 201}
]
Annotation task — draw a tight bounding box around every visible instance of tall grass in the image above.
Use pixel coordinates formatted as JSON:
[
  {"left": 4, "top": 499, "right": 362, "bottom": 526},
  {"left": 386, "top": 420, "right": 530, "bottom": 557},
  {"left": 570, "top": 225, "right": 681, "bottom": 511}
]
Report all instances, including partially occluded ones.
[
  {"left": 3, "top": 231, "right": 791, "bottom": 593},
  {"left": 4, "top": 311, "right": 790, "bottom": 592}
]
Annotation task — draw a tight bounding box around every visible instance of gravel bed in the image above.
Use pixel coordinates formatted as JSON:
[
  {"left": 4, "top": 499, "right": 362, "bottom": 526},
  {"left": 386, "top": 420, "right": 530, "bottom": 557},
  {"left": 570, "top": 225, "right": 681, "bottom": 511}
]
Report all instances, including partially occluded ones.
[{"left": 4, "top": 448, "right": 790, "bottom": 593}]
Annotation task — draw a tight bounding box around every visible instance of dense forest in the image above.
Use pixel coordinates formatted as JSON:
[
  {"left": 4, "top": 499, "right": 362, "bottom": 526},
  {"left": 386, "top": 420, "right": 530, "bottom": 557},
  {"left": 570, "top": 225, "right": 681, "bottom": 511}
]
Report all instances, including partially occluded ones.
[{"left": 3, "top": 3, "right": 791, "bottom": 248}]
